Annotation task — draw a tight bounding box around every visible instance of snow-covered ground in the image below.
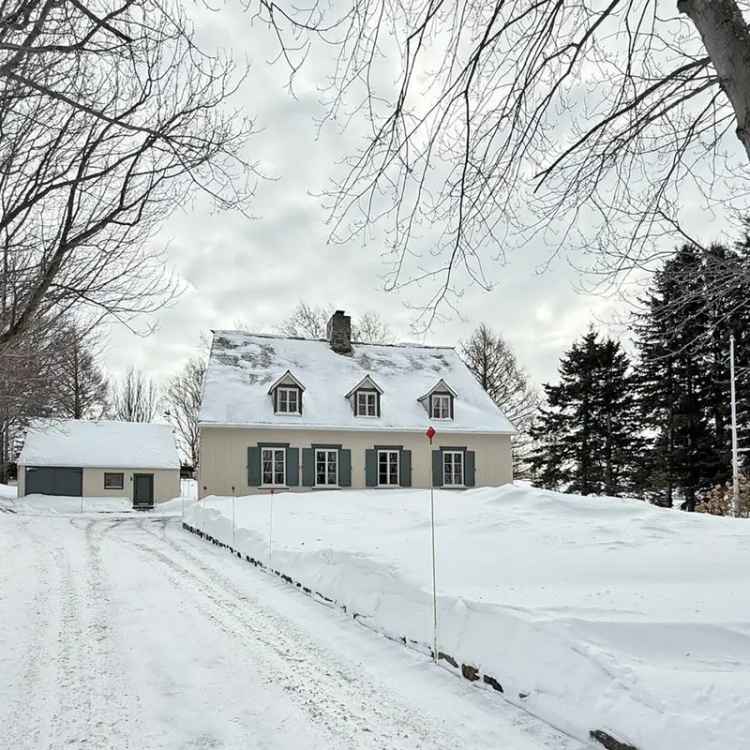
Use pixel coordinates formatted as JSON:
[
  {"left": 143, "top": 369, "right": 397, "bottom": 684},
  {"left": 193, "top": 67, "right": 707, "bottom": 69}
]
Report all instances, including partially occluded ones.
[
  {"left": 0, "top": 506, "right": 580, "bottom": 749},
  {"left": 0, "top": 480, "right": 197, "bottom": 515},
  {"left": 186, "top": 485, "right": 750, "bottom": 750},
  {"left": 0, "top": 482, "right": 16, "bottom": 499}
]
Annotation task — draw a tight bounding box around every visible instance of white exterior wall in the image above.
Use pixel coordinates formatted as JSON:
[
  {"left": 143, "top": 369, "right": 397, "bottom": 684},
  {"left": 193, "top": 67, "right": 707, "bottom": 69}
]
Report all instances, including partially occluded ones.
[
  {"left": 17, "top": 465, "right": 180, "bottom": 503},
  {"left": 198, "top": 426, "right": 512, "bottom": 498}
]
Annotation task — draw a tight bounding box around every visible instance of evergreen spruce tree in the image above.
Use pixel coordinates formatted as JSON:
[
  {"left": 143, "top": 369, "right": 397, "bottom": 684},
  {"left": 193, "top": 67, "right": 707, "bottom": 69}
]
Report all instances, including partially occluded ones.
[
  {"left": 632, "top": 240, "right": 750, "bottom": 509},
  {"left": 531, "top": 329, "right": 640, "bottom": 496}
]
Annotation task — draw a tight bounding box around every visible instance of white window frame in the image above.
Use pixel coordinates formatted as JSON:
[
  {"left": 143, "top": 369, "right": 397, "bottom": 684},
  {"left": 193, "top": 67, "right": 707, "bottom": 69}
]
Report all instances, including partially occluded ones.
[
  {"left": 443, "top": 450, "right": 464, "bottom": 487},
  {"left": 261, "top": 447, "right": 287, "bottom": 487},
  {"left": 315, "top": 448, "right": 339, "bottom": 487},
  {"left": 377, "top": 449, "right": 400, "bottom": 487},
  {"left": 431, "top": 393, "right": 452, "bottom": 420},
  {"left": 356, "top": 390, "right": 378, "bottom": 417},
  {"left": 276, "top": 386, "right": 300, "bottom": 414}
]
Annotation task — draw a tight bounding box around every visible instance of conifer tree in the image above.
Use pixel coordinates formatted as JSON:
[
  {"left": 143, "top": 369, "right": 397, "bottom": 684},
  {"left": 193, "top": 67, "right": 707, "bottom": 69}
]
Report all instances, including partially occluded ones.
[
  {"left": 531, "top": 330, "right": 640, "bottom": 496},
  {"left": 632, "top": 240, "right": 750, "bottom": 509}
]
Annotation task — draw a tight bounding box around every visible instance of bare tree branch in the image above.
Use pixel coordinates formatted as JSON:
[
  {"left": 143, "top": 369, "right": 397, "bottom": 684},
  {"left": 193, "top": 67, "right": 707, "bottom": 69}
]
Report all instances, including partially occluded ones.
[
  {"left": 0, "top": 0, "right": 256, "bottom": 349},
  {"left": 252, "top": 0, "right": 750, "bottom": 326}
]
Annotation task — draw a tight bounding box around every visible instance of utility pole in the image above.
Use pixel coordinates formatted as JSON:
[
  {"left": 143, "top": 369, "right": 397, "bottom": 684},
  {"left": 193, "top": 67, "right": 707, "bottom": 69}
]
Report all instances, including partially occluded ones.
[{"left": 730, "top": 334, "right": 741, "bottom": 517}]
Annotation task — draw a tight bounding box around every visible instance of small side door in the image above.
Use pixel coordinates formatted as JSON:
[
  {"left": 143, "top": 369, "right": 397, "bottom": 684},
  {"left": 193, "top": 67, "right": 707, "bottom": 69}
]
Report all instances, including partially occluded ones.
[{"left": 133, "top": 473, "right": 154, "bottom": 509}]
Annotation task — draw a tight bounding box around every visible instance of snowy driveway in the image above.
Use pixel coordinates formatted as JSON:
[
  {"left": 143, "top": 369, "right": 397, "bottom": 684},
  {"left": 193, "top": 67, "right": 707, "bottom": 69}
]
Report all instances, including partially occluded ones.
[{"left": 0, "top": 509, "right": 583, "bottom": 750}]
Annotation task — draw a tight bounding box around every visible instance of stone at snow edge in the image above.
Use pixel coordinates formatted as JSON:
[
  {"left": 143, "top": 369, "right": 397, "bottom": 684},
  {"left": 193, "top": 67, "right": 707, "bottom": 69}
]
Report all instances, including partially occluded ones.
[{"left": 590, "top": 729, "right": 639, "bottom": 750}]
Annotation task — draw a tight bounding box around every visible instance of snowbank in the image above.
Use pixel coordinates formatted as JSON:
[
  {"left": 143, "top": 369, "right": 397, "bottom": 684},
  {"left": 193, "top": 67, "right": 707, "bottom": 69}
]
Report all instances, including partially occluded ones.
[
  {"left": 7, "top": 494, "right": 194, "bottom": 515},
  {"left": 0, "top": 483, "right": 16, "bottom": 499},
  {"left": 185, "top": 485, "right": 750, "bottom": 750}
]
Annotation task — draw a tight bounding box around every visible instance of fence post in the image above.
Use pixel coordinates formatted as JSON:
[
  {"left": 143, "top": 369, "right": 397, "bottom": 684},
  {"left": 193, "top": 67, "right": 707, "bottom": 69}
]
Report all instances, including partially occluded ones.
[
  {"left": 268, "top": 488, "right": 274, "bottom": 567},
  {"left": 426, "top": 426, "right": 438, "bottom": 664},
  {"left": 232, "top": 485, "right": 236, "bottom": 549}
]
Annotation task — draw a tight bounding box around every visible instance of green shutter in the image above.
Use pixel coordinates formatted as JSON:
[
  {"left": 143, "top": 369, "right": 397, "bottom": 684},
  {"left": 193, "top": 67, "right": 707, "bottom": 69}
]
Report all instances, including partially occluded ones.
[
  {"left": 302, "top": 447, "right": 315, "bottom": 487},
  {"left": 286, "top": 447, "right": 300, "bottom": 486},
  {"left": 399, "top": 449, "right": 412, "bottom": 487},
  {"left": 339, "top": 449, "right": 352, "bottom": 487},
  {"left": 465, "top": 450, "right": 476, "bottom": 487},
  {"left": 248, "top": 446, "right": 261, "bottom": 487},
  {"left": 432, "top": 450, "right": 443, "bottom": 487},
  {"left": 365, "top": 449, "right": 377, "bottom": 487}
]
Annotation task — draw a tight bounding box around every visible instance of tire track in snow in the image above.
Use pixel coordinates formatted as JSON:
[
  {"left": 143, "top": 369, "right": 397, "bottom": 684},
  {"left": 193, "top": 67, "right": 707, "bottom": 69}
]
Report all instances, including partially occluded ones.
[
  {"left": 106, "top": 519, "right": 460, "bottom": 750},
  {"left": 82, "top": 518, "right": 140, "bottom": 747},
  {"left": 142, "top": 518, "right": 584, "bottom": 750},
  {"left": 110, "top": 518, "right": 582, "bottom": 750},
  {"left": 0, "top": 518, "right": 61, "bottom": 749},
  {"left": 42, "top": 518, "right": 135, "bottom": 749}
]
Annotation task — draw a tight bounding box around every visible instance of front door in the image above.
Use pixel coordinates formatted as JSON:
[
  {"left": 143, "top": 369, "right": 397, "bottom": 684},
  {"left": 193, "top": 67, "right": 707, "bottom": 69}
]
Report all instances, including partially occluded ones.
[{"left": 133, "top": 473, "right": 154, "bottom": 508}]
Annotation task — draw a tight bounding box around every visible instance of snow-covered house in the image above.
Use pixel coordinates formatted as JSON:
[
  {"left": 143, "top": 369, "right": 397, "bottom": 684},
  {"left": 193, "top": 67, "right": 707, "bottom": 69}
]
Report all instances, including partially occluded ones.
[
  {"left": 198, "top": 311, "right": 515, "bottom": 497},
  {"left": 18, "top": 419, "right": 181, "bottom": 507}
]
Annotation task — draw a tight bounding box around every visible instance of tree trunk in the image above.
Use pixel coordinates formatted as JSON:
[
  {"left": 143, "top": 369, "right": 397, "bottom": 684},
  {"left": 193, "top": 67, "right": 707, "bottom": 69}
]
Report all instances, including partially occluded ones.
[{"left": 679, "top": 0, "right": 750, "bottom": 161}]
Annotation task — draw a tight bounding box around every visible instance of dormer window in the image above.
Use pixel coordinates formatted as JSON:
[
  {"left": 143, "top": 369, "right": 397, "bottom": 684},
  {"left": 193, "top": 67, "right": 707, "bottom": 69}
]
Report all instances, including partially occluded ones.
[
  {"left": 431, "top": 393, "right": 452, "bottom": 420},
  {"left": 419, "top": 379, "right": 457, "bottom": 421},
  {"left": 268, "top": 370, "right": 305, "bottom": 416},
  {"left": 346, "top": 374, "right": 383, "bottom": 418},
  {"left": 277, "top": 386, "right": 300, "bottom": 414},
  {"left": 357, "top": 391, "right": 378, "bottom": 417}
]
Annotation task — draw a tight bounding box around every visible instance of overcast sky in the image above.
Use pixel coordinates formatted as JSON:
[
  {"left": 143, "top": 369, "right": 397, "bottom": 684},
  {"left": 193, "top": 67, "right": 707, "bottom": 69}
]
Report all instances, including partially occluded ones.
[{"left": 101, "top": 2, "right": 732, "bottom": 394}]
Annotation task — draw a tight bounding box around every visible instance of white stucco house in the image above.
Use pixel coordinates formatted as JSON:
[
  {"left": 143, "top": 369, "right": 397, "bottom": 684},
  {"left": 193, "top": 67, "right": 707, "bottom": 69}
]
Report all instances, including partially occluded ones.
[
  {"left": 18, "top": 419, "right": 181, "bottom": 507},
  {"left": 198, "top": 310, "right": 515, "bottom": 497}
]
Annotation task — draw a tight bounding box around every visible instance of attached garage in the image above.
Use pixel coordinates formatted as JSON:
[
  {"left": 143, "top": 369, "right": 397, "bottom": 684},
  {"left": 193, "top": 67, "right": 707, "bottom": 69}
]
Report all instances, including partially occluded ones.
[{"left": 18, "top": 419, "right": 181, "bottom": 507}]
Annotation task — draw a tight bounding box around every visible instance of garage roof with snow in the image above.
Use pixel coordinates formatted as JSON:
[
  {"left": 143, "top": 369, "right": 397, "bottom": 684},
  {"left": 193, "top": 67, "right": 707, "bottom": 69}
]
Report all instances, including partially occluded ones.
[
  {"left": 200, "top": 331, "right": 515, "bottom": 434},
  {"left": 19, "top": 420, "right": 180, "bottom": 469}
]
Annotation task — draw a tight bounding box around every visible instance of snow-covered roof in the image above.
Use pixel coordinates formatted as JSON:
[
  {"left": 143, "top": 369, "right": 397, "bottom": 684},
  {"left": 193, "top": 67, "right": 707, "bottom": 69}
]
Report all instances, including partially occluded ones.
[
  {"left": 345, "top": 375, "right": 384, "bottom": 398},
  {"left": 200, "top": 331, "right": 515, "bottom": 434},
  {"left": 19, "top": 419, "right": 180, "bottom": 469}
]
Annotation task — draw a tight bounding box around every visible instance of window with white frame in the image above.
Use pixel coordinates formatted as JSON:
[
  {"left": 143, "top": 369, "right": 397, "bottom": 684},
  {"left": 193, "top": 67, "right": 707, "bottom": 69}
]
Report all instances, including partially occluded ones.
[
  {"left": 276, "top": 386, "right": 300, "bottom": 414},
  {"left": 378, "top": 449, "right": 399, "bottom": 486},
  {"left": 431, "top": 393, "right": 452, "bottom": 419},
  {"left": 315, "top": 448, "right": 338, "bottom": 486},
  {"left": 356, "top": 390, "right": 377, "bottom": 417},
  {"left": 262, "top": 447, "right": 286, "bottom": 486},
  {"left": 443, "top": 451, "right": 464, "bottom": 487}
]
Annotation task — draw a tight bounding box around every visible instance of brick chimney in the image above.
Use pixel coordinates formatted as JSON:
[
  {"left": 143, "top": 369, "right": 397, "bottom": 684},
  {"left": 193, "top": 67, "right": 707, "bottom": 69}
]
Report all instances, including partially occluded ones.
[{"left": 327, "top": 310, "right": 352, "bottom": 354}]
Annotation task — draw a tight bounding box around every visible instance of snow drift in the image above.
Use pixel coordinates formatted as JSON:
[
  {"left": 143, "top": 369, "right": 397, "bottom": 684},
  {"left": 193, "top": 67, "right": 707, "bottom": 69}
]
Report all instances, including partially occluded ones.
[{"left": 184, "top": 485, "right": 750, "bottom": 750}]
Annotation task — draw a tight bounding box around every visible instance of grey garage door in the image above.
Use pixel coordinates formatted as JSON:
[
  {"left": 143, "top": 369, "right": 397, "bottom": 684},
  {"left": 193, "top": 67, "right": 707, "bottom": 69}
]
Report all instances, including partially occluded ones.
[{"left": 25, "top": 467, "right": 83, "bottom": 497}]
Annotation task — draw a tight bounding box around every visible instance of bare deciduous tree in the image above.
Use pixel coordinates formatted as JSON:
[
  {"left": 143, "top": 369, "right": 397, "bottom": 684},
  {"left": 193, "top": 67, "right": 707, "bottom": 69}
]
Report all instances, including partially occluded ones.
[
  {"left": 165, "top": 356, "right": 206, "bottom": 469},
  {"left": 54, "top": 322, "right": 109, "bottom": 420},
  {"left": 111, "top": 367, "right": 159, "bottom": 423},
  {"left": 278, "top": 302, "right": 332, "bottom": 339},
  {"left": 0, "top": 0, "right": 253, "bottom": 350},
  {"left": 0, "top": 315, "right": 61, "bottom": 481},
  {"left": 461, "top": 324, "right": 540, "bottom": 475},
  {"left": 278, "top": 301, "right": 394, "bottom": 343},
  {"left": 355, "top": 311, "right": 393, "bottom": 346},
  {"left": 255, "top": 1, "right": 750, "bottom": 325}
]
